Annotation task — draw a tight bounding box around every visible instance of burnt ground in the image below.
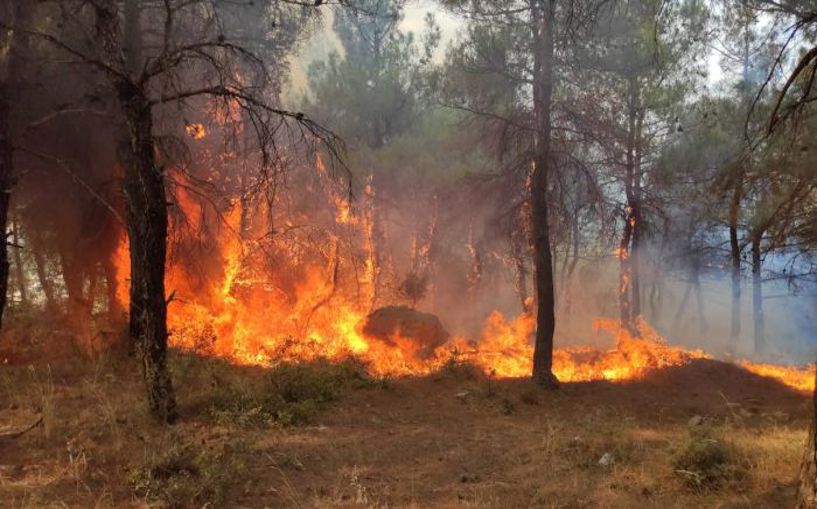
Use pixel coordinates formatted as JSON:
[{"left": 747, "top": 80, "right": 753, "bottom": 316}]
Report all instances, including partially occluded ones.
[{"left": 0, "top": 326, "right": 811, "bottom": 508}]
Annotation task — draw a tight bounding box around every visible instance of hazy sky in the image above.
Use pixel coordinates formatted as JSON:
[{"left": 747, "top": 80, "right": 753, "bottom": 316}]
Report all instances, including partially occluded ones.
[
  {"left": 401, "top": 0, "right": 460, "bottom": 54},
  {"left": 403, "top": 2, "right": 730, "bottom": 87},
  {"left": 287, "top": 2, "right": 740, "bottom": 101}
]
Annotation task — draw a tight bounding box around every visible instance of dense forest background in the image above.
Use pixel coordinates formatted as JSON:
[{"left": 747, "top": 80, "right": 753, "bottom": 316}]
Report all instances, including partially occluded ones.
[{"left": 3, "top": 0, "right": 816, "bottom": 360}]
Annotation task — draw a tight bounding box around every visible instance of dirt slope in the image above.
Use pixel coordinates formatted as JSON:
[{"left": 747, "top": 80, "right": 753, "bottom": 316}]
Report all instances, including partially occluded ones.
[{"left": 0, "top": 339, "right": 810, "bottom": 508}]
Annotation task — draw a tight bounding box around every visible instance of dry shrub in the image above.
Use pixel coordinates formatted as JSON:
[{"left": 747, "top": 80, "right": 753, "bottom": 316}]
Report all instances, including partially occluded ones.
[
  {"left": 128, "top": 441, "right": 246, "bottom": 508},
  {"left": 208, "top": 358, "right": 371, "bottom": 427},
  {"left": 673, "top": 426, "right": 747, "bottom": 490},
  {"left": 436, "top": 356, "right": 484, "bottom": 381}
]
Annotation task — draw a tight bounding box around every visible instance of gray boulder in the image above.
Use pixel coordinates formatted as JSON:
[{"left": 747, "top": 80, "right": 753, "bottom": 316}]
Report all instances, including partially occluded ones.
[{"left": 362, "top": 305, "right": 450, "bottom": 358}]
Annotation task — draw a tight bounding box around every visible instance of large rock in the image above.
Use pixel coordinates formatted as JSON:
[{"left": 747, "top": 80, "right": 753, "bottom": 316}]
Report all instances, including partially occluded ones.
[{"left": 362, "top": 305, "right": 450, "bottom": 359}]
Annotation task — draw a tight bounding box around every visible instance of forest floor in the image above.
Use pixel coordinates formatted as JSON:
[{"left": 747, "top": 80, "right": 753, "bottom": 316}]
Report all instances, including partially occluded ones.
[{"left": 0, "top": 316, "right": 811, "bottom": 508}]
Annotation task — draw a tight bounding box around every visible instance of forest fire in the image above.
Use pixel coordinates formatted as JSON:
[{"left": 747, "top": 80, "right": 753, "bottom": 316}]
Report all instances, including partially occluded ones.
[
  {"left": 7, "top": 0, "right": 817, "bottom": 505},
  {"left": 111, "top": 192, "right": 813, "bottom": 393}
]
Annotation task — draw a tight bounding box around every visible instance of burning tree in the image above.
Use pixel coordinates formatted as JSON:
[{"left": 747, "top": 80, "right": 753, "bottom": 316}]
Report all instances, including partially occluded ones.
[
  {"left": 441, "top": 0, "right": 615, "bottom": 388},
  {"left": 7, "top": 0, "right": 342, "bottom": 422}
]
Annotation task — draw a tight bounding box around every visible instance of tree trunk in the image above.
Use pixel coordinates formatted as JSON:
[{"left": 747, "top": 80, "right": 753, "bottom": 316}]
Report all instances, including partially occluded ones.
[
  {"left": 796, "top": 365, "right": 817, "bottom": 508},
  {"left": 619, "top": 74, "right": 642, "bottom": 336},
  {"left": 530, "top": 0, "right": 558, "bottom": 388},
  {"left": 58, "top": 247, "right": 92, "bottom": 330},
  {"left": 11, "top": 218, "right": 28, "bottom": 306},
  {"left": 618, "top": 212, "right": 634, "bottom": 330},
  {"left": 560, "top": 214, "right": 580, "bottom": 316},
  {"left": 648, "top": 276, "right": 662, "bottom": 324},
  {"left": 95, "top": 1, "right": 176, "bottom": 423},
  {"left": 466, "top": 223, "right": 482, "bottom": 303},
  {"left": 0, "top": 95, "right": 11, "bottom": 325},
  {"left": 630, "top": 209, "right": 641, "bottom": 320},
  {"left": 122, "top": 93, "right": 176, "bottom": 422},
  {"left": 0, "top": 1, "right": 26, "bottom": 330},
  {"left": 32, "top": 239, "right": 57, "bottom": 314},
  {"left": 693, "top": 264, "right": 707, "bottom": 334},
  {"left": 102, "top": 255, "right": 124, "bottom": 323},
  {"left": 728, "top": 181, "right": 742, "bottom": 354},
  {"left": 512, "top": 237, "right": 531, "bottom": 315},
  {"left": 672, "top": 279, "right": 692, "bottom": 334},
  {"left": 751, "top": 234, "right": 764, "bottom": 354}
]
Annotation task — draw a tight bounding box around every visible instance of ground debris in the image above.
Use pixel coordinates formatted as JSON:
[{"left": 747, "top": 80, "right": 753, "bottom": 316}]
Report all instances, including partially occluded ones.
[{"left": 598, "top": 452, "right": 615, "bottom": 468}]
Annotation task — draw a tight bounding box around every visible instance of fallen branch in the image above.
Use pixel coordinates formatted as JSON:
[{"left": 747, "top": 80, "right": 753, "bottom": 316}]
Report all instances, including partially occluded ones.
[{"left": 0, "top": 416, "right": 43, "bottom": 442}]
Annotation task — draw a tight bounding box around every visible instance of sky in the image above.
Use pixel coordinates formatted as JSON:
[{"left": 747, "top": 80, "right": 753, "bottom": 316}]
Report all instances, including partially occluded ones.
[{"left": 286, "top": 1, "right": 758, "bottom": 103}]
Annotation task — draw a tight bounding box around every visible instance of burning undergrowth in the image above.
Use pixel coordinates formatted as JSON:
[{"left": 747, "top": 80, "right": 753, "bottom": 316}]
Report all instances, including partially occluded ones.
[
  {"left": 112, "top": 200, "right": 812, "bottom": 392},
  {"left": 108, "top": 146, "right": 812, "bottom": 393}
]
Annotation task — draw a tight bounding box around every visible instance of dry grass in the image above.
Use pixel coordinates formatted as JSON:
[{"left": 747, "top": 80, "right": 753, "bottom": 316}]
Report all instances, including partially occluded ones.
[{"left": 0, "top": 329, "right": 810, "bottom": 508}]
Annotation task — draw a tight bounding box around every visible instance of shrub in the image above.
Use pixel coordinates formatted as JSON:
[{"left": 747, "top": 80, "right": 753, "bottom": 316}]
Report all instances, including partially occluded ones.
[
  {"left": 129, "top": 443, "right": 245, "bottom": 508},
  {"left": 209, "top": 358, "right": 371, "bottom": 427},
  {"left": 436, "top": 356, "right": 484, "bottom": 381},
  {"left": 673, "top": 427, "right": 746, "bottom": 490}
]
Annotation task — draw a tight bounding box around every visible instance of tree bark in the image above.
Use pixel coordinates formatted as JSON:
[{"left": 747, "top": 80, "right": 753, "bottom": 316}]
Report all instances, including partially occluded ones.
[
  {"left": 0, "top": 0, "right": 27, "bottom": 330},
  {"left": 31, "top": 235, "right": 57, "bottom": 314},
  {"left": 618, "top": 211, "right": 634, "bottom": 330},
  {"left": 728, "top": 181, "right": 742, "bottom": 353},
  {"left": 693, "top": 262, "right": 707, "bottom": 334},
  {"left": 796, "top": 365, "right": 817, "bottom": 508},
  {"left": 751, "top": 233, "right": 764, "bottom": 354},
  {"left": 559, "top": 214, "right": 580, "bottom": 316},
  {"left": 11, "top": 218, "right": 28, "bottom": 307},
  {"left": 95, "top": 1, "right": 176, "bottom": 423},
  {"left": 619, "top": 74, "right": 642, "bottom": 336},
  {"left": 0, "top": 94, "right": 12, "bottom": 325},
  {"left": 530, "top": 0, "right": 558, "bottom": 388},
  {"left": 102, "top": 254, "right": 123, "bottom": 323},
  {"left": 59, "top": 248, "right": 89, "bottom": 321}
]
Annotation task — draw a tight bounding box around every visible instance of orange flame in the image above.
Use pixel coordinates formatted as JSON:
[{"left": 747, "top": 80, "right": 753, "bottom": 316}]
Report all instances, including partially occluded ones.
[
  {"left": 185, "top": 123, "right": 206, "bottom": 140},
  {"left": 737, "top": 361, "right": 813, "bottom": 393},
  {"left": 110, "top": 175, "right": 814, "bottom": 394}
]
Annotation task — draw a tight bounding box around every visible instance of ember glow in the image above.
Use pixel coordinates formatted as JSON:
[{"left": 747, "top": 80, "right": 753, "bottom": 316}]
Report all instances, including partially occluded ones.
[{"left": 185, "top": 123, "right": 207, "bottom": 140}]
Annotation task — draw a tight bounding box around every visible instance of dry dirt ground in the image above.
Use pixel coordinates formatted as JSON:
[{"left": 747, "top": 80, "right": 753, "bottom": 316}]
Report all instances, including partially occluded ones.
[{"left": 0, "top": 322, "right": 811, "bottom": 508}]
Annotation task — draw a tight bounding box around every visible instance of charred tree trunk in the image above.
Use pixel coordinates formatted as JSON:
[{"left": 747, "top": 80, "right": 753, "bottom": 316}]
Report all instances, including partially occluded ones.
[
  {"left": 121, "top": 92, "right": 176, "bottom": 422},
  {"left": 728, "top": 182, "right": 742, "bottom": 353},
  {"left": 0, "top": 1, "right": 26, "bottom": 330},
  {"left": 530, "top": 0, "right": 558, "bottom": 388},
  {"left": 619, "top": 75, "right": 642, "bottom": 336},
  {"left": 95, "top": 2, "right": 176, "bottom": 423},
  {"left": 751, "top": 233, "right": 764, "bottom": 354}
]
